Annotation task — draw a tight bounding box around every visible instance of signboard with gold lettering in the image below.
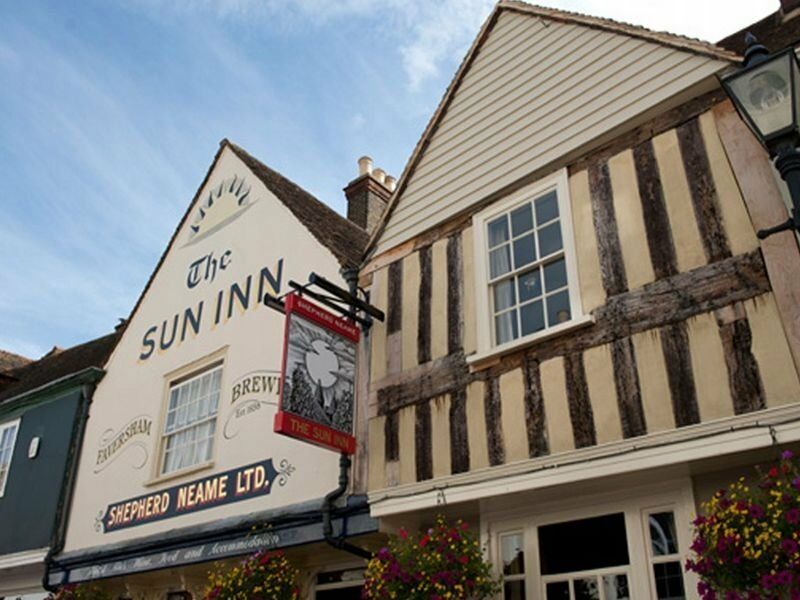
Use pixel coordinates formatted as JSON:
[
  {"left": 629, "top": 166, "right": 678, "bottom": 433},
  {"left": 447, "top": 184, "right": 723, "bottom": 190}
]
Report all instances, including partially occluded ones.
[
  {"left": 100, "top": 458, "right": 294, "bottom": 533},
  {"left": 274, "top": 294, "right": 358, "bottom": 454}
]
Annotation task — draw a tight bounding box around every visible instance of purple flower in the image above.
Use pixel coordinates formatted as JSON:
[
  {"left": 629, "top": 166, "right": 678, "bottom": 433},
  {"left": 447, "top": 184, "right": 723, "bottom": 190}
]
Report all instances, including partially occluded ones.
[
  {"left": 787, "top": 508, "right": 800, "bottom": 524},
  {"left": 691, "top": 537, "right": 707, "bottom": 553},
  {"left": 749, "top": 504, "right": 765, "bottom": 519},
  {"left": 783, "top": 450, "right": 794, "bottom": 460},
  {"left": 793, "top": 478, "right": 800, "bottom": 491},
  {"left": 725, "top": 592, "right": 741, "bottom": 600},
  {"left": 761, "top": 573, "right": 776, "bottom": 589},
  {"left": 776, "top": 570, "right": 793, "bottom": 586},
  {"left": 782, "top": 539, "right": 799, "bottom": 555}
]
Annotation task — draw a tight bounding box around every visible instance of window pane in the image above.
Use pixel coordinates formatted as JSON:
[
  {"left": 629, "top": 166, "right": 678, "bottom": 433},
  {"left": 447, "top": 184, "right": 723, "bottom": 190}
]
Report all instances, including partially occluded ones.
[
  {"left": 501, "top": 533, "right": 525, "bottom": 575},
  {"left": 546, "top": 290, "right": 571, "bottom": 326},
  {"left": 538, "top": 222, "right": 563, "bottom": 257},
  {"left": 518, "top": 269, "right": 542, "bottom": 302},
  {"left": 538, "top": 513, "right": 629, "bottom": 575},
  {"left": 520, "top": 301, "right": 545, "bottom": 336},
  {"left": 544, "top": 258, "right": 568, "bottom": 292},
  {"left": 504, "top": 581, "right": 526, "bottom": 600},
  {"left": 649, "top": 512, "right": 679, "bottom": 556},
  {"left": 603, "top": 574, "right": 630, "bottom": 600},
  {"left": 546, "top": 581, "right": 570, "bottom": 600},
  {"left": 490, "top": 246, "right": 512, "bottom": 279},
  {"left": 494, "top": 280, "right": 517, "bottom": 312},
  {"left": 535, "top": 191, "right": 559, "bottom": 224},
  {"left": 513, "top": 235, "right": 537, "bottom": 268},
  {"left": 575, "top": 577, "right": 600, "bottom": 600},
  {"left": 488, "top": 216, "right": 510, "bottom": 248},
  {"left": 653, "top": 561, "right": 685, "bottom": 600},
  {"left": 495, "top": 311, "right": 518, "bottom": 345},
  {"left": 511, "top": 204, "right": 534, "bottom": 237}
]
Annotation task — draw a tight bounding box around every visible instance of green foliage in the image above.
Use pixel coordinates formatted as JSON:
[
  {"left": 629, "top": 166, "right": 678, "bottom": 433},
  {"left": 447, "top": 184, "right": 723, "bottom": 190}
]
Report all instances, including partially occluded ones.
[{"left": 47, "top": 584, "right": 112, "bottom": 600}]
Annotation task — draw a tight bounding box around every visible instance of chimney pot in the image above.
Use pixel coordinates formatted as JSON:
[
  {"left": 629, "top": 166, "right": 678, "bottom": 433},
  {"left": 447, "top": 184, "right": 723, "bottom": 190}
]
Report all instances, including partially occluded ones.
[
  {"left": 358, "top": 156, "right": 373, "bottom": 177},
  {"left": 372, "top": 168, "right": 386, "bottom": 185},
  {"left": 385, "top": 175, "right": 397, "bottom": 192}
]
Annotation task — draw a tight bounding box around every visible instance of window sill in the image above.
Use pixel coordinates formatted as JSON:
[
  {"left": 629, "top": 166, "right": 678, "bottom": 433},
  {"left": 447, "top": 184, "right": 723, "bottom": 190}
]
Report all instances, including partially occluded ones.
[
  {"left": 144, "top": 460, "right": 215, "bottom": 488},
  {"left": 466, "top": 314, "right": 594, "bottom": 371}
]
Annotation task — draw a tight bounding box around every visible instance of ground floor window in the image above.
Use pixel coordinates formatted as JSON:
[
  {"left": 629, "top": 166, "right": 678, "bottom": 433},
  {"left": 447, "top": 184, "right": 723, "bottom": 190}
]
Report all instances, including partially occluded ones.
[
  {"left": 314, "top": 567, "right": 364, "bottom": 599},
  {"left": 490, "top": 484, "right": 694, "bottom": 600}
]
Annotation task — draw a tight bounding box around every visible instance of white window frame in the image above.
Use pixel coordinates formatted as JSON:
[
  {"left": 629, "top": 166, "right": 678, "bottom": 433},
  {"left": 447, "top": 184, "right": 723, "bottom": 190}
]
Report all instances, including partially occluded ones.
[
  {"left": 311, "top": 563, "right": 365, "bottom": 598},
  {"left": 486, "top": 479, "right": 697, "bottom": 600},
  {"left": 471, "top": 169, "right": 590, "bottom": 364},
  {"left": 0, "top": 418, "right": 21, "bottom": 498},
  {"left": 153, "top": 356, "right": 225, "bottom": 482}
]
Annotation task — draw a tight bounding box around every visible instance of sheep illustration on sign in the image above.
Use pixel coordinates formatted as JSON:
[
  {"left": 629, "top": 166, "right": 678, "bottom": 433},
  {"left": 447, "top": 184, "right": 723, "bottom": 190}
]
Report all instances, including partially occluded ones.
[{"left": 274, "top": 294, "right": 358, "bottom": 454}]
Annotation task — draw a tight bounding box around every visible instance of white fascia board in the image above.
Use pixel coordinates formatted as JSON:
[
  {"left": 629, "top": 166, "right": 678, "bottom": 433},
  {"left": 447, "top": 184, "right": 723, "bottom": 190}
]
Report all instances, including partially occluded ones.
[
  {"left": 369, "top": 404, "right": 800, "bottom": 517},
  {"left": 0, "top": 547, "right": 50, "bottom": 570}
]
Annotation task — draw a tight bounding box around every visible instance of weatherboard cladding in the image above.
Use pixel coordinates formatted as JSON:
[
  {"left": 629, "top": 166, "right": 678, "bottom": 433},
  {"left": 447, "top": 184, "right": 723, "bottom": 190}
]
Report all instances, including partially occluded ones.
[
  {"left": 365, "top": 107, "right": 800, "bottom": 491},
  {"left": 372, "top": 7, "right": 733, "bottom": 256}
]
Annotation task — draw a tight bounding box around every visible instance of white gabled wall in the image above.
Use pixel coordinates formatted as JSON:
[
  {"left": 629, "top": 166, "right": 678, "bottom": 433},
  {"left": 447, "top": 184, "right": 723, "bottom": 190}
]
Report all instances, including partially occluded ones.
[
  {"left": 375, "top": 10, "right": 729, "bottom": 255},
  {"left": 64, "top": 146, "right": 348, "bottom": 552}
]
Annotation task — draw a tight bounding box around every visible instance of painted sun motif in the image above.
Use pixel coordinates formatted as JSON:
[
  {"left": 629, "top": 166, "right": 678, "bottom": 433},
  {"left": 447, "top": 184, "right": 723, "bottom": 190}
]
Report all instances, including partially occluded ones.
[{"left": 186, "top": 175, "right": 256, "bottom": 244}]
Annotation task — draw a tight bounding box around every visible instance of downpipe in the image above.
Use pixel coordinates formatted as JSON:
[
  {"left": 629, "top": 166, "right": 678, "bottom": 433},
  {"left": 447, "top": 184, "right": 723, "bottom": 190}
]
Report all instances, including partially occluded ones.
[{"left": 321, "top": 453, "right": 372, "bottom": 559}]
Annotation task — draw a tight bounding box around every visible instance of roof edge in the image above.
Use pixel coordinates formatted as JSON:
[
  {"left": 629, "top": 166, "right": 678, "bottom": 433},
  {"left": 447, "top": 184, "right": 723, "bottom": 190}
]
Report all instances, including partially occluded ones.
[{"left": 362, "top": 1, "right": 740, "bottom": 263}]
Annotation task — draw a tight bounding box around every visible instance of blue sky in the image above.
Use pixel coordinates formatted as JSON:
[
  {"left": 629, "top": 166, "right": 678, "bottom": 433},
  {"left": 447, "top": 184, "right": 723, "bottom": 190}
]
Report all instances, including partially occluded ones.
[{"left": 0, "top": 0, "right": 777, "bottom": 359}]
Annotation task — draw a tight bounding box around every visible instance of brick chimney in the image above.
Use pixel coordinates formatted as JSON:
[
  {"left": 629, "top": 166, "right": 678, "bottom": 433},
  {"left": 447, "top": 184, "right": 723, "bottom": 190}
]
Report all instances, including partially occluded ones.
[{"left": 344, "top": 156, "right": 393, "bottom": 233}]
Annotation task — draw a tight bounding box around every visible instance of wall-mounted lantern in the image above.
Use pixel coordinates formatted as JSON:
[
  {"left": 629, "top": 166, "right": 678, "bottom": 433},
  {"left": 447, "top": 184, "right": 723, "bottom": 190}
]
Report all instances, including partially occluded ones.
[{"left": 720, "top": 33, "right": 800, "bottom": 239}]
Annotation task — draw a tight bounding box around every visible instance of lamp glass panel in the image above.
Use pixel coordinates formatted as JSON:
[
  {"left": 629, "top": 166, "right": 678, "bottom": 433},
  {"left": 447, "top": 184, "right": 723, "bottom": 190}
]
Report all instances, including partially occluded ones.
[{"left": 727, "top": 53, "right": 793, "bottom": 139}]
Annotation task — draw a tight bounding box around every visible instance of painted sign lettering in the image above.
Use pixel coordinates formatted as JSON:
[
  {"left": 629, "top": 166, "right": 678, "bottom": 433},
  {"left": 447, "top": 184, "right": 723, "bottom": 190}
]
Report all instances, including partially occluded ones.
[
  {"left": 187, "top": 250, "right": 232, "bottom": 289},
  {"left": 139, "top": 259, "right": 283, "bottom": 361},
  {"left": 94, "top": 416, "right": 153, "bottom": 473},
  {"left": 100, "top": 458, "right": 294, "bottom": 533}
]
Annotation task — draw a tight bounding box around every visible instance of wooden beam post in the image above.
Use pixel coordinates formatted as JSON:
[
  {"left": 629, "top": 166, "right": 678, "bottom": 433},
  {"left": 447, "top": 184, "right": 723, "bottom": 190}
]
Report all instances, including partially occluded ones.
[{"left": 713, "top": 100, "right": 800, "bottom": 377}]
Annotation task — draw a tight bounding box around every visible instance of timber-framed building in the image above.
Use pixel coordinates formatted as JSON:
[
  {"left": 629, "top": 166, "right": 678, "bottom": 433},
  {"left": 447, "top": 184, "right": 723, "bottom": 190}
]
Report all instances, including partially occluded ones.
[{"left": 360, "top": 2, "right": 800, "bottom": 598}]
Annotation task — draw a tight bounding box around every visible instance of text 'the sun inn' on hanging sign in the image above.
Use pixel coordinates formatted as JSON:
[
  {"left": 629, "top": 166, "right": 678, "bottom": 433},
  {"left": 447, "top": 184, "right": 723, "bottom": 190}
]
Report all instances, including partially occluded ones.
[{"left": 274, "top": 293, "right": 359, "bottom": 455}]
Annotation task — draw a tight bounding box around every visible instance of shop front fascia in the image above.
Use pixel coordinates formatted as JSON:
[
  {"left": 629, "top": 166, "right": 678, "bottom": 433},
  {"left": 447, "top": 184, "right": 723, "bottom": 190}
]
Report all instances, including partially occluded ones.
[
  {"left": 360, "top": 2, "right": 800, "bottom": 599},
  {"left": 53, "top": 141, "right": 377, "bottom": 598}
]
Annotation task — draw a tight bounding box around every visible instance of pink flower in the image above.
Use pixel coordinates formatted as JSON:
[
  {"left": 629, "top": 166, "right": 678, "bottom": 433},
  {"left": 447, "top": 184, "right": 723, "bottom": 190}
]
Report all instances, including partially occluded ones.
[{"left": 786, "top": 508, "right": 800, "bottom": 524}]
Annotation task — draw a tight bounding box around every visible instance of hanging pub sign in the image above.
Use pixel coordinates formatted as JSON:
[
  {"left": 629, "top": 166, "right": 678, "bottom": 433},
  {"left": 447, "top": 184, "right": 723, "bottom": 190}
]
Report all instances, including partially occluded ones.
[{"left": 274, "top": 293, "right": 359, "bottom": 454}]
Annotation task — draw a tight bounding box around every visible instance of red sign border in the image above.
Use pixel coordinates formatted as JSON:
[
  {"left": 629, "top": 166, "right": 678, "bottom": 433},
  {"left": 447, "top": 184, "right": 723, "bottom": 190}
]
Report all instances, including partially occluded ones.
[{"left": 274, "top": 293, "right": 358, "bottom": 454}]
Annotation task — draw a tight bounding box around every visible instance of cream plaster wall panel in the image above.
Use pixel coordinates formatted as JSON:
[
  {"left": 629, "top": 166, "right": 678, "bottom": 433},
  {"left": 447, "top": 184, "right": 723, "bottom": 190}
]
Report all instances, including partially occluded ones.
[
  {"left": 398, "top": 405, "right": 417, "bottom": 485},
  {"left": 368, "top": 416, "right": 386, "bottom": 491},
  {"left": 698, "top": 111, "right": 759, "bottom": 255},
  {"left": 687, "top": 312, "right": 734, "bottom": 422},
  {"left": 375, "top": 8, "right": 728, "bottom": 254},
  {"left": 568, "top": 170, "right": 605, "bottom": 312},
  {"left": 652, "top": 129, "right": 707, "bottom": 272},
  {"left": 430, "top": 395, "right": 452, "bottom": 479},
  {"left": 63, "top": 147, "right": 350, "bottom": 553},
  {"left": 744, "top": 294, "right": 800, "bottom": 407},
  {"left": 498, "top": 368, "right": 529, "bottom": 463},
  {"left": 608, "top": 149, "right": 655, "bottom": 289},
  {"left": 462, "top": 226, "right": 478, "bottom": 355},
  {"left": 540, "top": 357, "right": 575, "bottom": 454},
  {"left": 401, "top": 252, "right": 421, "bottom": 371},
  {"left": 466, "top": 381, "right": 490, "bottom": 470},
  {"left": 583, "top": 344, "right": 624, "bottom": 444},
  {"left": 430, "top": 239, "right": 449, "bottom": 360},
  {"left": 369, "top": 267, "right": 388, "bottom": 383},
  {"left": 631, "top": 329, "right": 676, "bottom": 433}
]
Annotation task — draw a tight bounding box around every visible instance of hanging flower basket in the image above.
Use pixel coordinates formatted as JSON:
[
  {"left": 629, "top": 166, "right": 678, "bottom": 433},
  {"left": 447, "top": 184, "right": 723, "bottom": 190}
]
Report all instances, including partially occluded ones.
[
  {"left": 686, "top": 450, "right": 800, "bottom": 600},
  {"left": 203, "top": 549, "right": 300, "bottom": 600},
  {"left": 363, "top": 515, "right": 502, "bottom": 600},
  {"left": 46, "top": 584, "right": 112, "bottom": 600}
]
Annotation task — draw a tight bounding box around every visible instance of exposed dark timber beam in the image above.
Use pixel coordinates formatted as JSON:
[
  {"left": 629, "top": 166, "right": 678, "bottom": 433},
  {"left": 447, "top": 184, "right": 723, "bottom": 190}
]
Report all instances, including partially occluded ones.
[
  {"left": 719, "top": 318, "right": 766, "bottom": 415},
  {"left": 523, "top": 356, "right": 549, "bottom": 457},
  {"left": 415, "top": 400, "right": 433, "bottom": 481},
  {"left": 484, "top": 376, "right": 505, "bottom": 466},
  {"left": 449, "top": 387, "right": 470, "bottom": 474},
  {"left": 564, "top": 352, "right": 596, "bottom": 449},
  {"left": 375, "top": 251, "right": 769, "bottom": 415},
  {"left": 417, "top": 245, "right": 432, "bottom": 365}
]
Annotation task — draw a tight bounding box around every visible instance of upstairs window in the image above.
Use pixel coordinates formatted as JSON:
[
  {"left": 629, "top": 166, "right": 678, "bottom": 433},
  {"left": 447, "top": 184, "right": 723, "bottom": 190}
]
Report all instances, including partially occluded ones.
[
  {"left": 159, "top": 362, "right": 222, "bottom": 476},
  {"left": 0, "top": 419, "right": 20, "bottom": 497},
  {"left": 474, "top": 170, "right": 583, "bottom": 354}
]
